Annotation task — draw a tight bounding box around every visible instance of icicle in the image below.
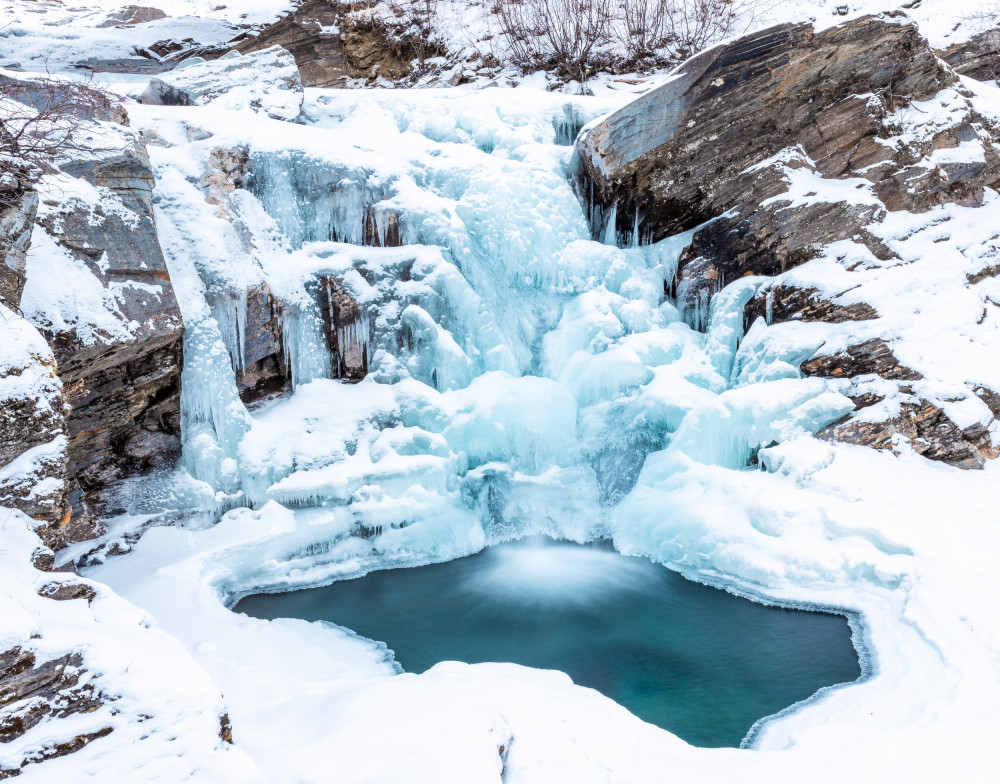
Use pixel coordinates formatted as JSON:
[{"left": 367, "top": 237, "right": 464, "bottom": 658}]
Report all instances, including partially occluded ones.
[
  {"left": 602, "top": 203, "right": 618, "bottom": 246},
  {"left": 765, "top": 289, "right": 775, "bottom": 325},
  {"left": 631, "top": 206, "right": 640, "bottom": 248}
]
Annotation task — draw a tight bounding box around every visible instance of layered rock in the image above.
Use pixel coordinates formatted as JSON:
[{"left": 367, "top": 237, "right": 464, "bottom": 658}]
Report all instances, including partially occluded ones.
[
  {"left": 937, "top": 28, "right": 1000, "bottom": 83},
  {"left": 5, "top": 77, "right": 185, "bottom": 536},
  {"left": 816, "top": 398, "right": 999, "bottom": 469},
  {"left": 0, "top": 305, "right": 68, "bottom": 538},
  {"left": 231, "top": 1, "right": 352, "bottom": 87},
  {"left": 577, "top": 15, "right": 1000, "bottom": 306},
  {"left": 140, "top": 46, "right": 304, "bottom": 122}
]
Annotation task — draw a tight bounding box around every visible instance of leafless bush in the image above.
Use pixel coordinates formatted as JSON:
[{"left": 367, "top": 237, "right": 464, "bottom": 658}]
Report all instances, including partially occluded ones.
[
  {"left": 617, "top": 0, "right": 761, "bottom": 63},
  {"left": 495, "top": 0, "right": 616, "bottom": 85},
  {"left": 495, "top": 0, "right": 761, "bottom": 82},
  {"left": 352, "top": 0, "right": 446, "bottom": 69},
  {"left": 0, "top": 74, "right": 119, "bottom": 207},
  {"left": 661, "top": 0, "right": 754, "bottom": 60},
  {"left": 617, "top": 0, "right": 670, "bottom": 60}
]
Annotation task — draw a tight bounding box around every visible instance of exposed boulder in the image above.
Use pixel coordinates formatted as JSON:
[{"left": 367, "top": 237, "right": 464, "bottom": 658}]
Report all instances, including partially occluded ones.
[
  {"left": 140, "top": 46, "right": 304, "bottom": 122},
  {"left": 98, "top": 5, "right": 167, "bottom": 28},
  {"left": 816, "top": 398, "right": 999, "bottom": 469},
  {"left": 578, "top": 15, "right": 1000, "bottom": 308},
  {"left": 231, "top": 1, "right": 352, "bottom": 87},
  {"left": 937, "top": 28, "right": 1000, "bottom": 83}
]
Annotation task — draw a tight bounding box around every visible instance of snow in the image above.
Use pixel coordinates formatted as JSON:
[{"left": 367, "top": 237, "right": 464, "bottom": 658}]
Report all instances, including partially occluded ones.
[
  {"left": 3, "top": 2, "right": 1000, "bottom": 782},
  {"left": 0, "top": 507, "right": 260, "bottom": 782}
]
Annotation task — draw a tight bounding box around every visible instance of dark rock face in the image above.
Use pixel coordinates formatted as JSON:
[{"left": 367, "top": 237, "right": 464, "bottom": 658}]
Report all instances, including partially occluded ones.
[
  {"left": 937, "top": 28, "right": 1000, "bottom": 83},
  {"left": 319, "top": 277, "right": 368, "bottom": 380},
  {"left": 578, "top": 16, "right": 1000, "bottom": 300},
  {"left": 13, "top": 87, "right": 185, "bottom": 538},
  {"left": 816, "top": 399, "right": 998, "bottom": 469},
  {"left": 0, "top": 647, "right": 107, "bottom": 751},
  {"left": 232, "top": 1, "right": 352, "bottom": 87},
  {"left": 234, "top": 283, "right": 289, "bottom": 404},
  {"left": 800, "top": 338, "right": 922, "bottom": 381},
  {"left": 744, "top": 284, "right": 879, "bottom": 329}
]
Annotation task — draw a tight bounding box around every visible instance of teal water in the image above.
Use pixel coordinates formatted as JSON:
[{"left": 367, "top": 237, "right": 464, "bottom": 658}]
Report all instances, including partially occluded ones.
[{"left": 236, "top": 538, "right": 861, "bottom": 747}]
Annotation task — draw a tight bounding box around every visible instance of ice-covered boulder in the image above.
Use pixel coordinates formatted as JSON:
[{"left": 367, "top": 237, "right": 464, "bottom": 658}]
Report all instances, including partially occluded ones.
[{"left": 140, "top": 46, "right": 304, "bottom": 122}]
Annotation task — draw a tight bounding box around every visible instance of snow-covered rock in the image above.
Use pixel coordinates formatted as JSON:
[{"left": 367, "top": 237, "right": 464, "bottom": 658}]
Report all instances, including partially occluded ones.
[
  {"left": 140, "top": 46, "right": 304, "bottom": 122},
  {"left": 0, "top": 305, "right": 67, "bottom": 532}
]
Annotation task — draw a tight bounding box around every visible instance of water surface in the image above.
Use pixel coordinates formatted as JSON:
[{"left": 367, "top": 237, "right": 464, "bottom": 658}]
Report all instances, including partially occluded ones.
[{"left": 237, "top": 539, "right": 860, "bottom": 747}]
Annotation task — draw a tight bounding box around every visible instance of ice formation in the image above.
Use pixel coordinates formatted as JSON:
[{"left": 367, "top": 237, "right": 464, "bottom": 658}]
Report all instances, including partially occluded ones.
[{"left": 6, "top": 1, "right": 1000, "bottom": 778}]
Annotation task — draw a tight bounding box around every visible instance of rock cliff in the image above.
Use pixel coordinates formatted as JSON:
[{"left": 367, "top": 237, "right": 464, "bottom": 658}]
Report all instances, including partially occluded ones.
[{"left": 578, "top": 15, "right": 1000, "bottom": 467}]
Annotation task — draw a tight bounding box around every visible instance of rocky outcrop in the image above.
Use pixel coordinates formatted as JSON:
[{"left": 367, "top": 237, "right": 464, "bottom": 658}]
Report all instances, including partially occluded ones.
[
  {"left": 816, "top": 398, "right": 999, "bottom": 469},
  {"left": 0, "top": 182, "right": 37, "bottom": 310},
  {"left": 744, "top": 284, "right": 879, "bottom": 329},
  {"left": 232, "top": 1, "right": 352, "bottom": 87},
  {"left": 5, "top": 77, "right": 185, "bottom": 539},
  {"left": 140, "top": 47, "right": 304, "bottom": 122},
  {"left": 0, "top": 306, "right": 69, "bottom": 536},
  {"left": 937, "top": 28, "right": 1000, "bottom": 83},
  {"left": 230, "top": 1, "right": 439, "bottom": 86},
  {"left": 98, "top": 5, "right": 167, "bottom": 28},
  {"left": 800, "top": 338, "right": 921, "bottom": 381},
  {"left": 577, "top": 15, "right": 1000, "bottom": 308}
]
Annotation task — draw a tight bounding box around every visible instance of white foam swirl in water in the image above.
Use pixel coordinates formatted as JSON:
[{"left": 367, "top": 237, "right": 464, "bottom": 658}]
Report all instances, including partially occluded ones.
[{"left": 461, "top": 540, "right": 658, "bottom": 605}]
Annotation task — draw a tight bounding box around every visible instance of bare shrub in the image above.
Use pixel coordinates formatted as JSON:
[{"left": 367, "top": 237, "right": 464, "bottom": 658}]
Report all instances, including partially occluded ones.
[
  {"left": 617, "top": 0, "right": 762, "bottom": 63},
  {"left": 0, "top": 74, "right": 120, "bottom": 206},
  {"left": 495, "top": 0, "right": 616, "bottom": 85}
]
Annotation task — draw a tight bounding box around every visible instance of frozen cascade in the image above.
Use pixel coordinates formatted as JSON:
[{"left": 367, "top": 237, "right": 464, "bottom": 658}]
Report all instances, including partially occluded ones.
[
  {"left": 247, "top": 151, "right": 393, "bottom": 248},
  {"left": 140, "top": 88, "right": 857, "bottom": 594},
  {"left": 212, "top": 292, "right": 249, "bottom": 372},
  {"left": 280, "top": 299, "right": 331, "bottom": 389},
  {"left": 334, "top": 315, "right": 372, "bottom": 381}
]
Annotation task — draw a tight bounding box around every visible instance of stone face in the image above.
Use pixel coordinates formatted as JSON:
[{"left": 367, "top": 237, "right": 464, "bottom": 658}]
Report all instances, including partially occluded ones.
[
  {"left": 319, "top": 277, "right": 368, "bottom": 381},
  {"left": 744, "top": 284, "right": 879, "bottom": 329},
  {"left": 0, "top": 190, "right": 37, "bottom": 310},
  {"left": 816, "top": 399, "right": 999, "bottom": 469},
  {"left": 6, "top": 79, "right": 186, "bottom": 539},
  {"left": 937, "top": 28, "right": 1000, "bottom": 83},
  {"left": 578, "top": 16, "right": 1000, "bottom": 293},
  {"left": 234, "top": 283, "right": 289, "bottom": 404},
  {"left": 800, "top": 338, "right": 922, "bottom": 381},
  {"left": 140, "top": 46, "right": 304, "bottom": 122},
  {"left": 0, "top": 308, "right": 69, "bottom": 532},
  {"left": 232, "top": 1, "right": 352, "bottom": 87}
]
